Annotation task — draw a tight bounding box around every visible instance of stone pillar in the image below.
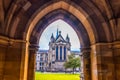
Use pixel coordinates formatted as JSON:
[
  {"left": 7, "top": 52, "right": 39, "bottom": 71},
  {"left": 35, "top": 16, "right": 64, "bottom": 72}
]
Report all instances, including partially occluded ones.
[
  {"left": 112, "top": 41, "right": 120, "bottom": 80},
  {"left": 80, "top": 48, "right": 91, "bottom": 80},
  {"left": 0, "top": 42, "right": 7, "bottom": 80},
  {"left": 27, "top": 44, "right": 39, "bottom": 80},
  {"left": 91, "top": 43, "right": 115, "bottom": 80},
  {"left": 0, "top": 36, "right": 28, "bottom": 80},
  {"left": 80, "top": 52, "right": 84, "bottom": 80},
  {"left": 53, "top": 48, "right": 56, "bottom": 60}
]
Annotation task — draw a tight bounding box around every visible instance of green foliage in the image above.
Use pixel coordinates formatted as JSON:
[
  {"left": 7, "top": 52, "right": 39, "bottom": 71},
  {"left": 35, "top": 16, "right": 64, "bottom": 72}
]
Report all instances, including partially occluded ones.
[
  {"left": 35, "top": 72, "right": 80, "bottom": 80},
  {"left": 64, "top": 54, "right": 80, "bottom": 73}
]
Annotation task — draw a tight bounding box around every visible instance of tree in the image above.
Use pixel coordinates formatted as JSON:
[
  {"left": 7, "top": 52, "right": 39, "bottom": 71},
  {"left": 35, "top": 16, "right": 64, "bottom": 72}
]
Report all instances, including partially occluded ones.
[{"left": 64, "top": 54, "right": 80, "bottom": 74}]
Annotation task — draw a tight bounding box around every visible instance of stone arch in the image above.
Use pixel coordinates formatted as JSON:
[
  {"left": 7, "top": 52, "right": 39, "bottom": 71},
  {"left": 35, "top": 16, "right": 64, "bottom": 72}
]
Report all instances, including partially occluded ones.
[
  {"left": 24, "top": 1, "right": 114, "bottom": 80},
  {"left": 4, "top": 0, "right": 113, "bottom": 46},
  {"left": 24, "top": 0, "right": 113, "bottom": 47},
  {"left": 0, "top": 0, "right": 119, "bottom": 80},
  {"left": 26, "top": 1, "right": 97, "bottom": 45},
  {"left": 23, "top": 1, "right": 113, "bottom": 80},
  {"left": 30, "top": 9, "right": 90, "bottom": 48},
  {"left": 1, "top": 0, "right": 114, "bottom": 80}
]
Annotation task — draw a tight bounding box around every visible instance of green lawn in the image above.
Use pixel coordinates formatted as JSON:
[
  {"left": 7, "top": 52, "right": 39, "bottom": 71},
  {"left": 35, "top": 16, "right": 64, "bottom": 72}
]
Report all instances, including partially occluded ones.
[{"left": 35, "top": 72, "right": 80, "bottom": 80}]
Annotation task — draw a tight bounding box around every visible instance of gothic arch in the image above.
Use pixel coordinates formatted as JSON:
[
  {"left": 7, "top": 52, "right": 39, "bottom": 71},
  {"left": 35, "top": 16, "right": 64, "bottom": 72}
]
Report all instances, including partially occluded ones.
[
  {"left": 24, "top": 1, "right": 113, "bottom": 80},
  {"left": 25, "top": 0, "right": 112, "bottom": 47},
  {"left": 0, "top": 0, "right": 117, "bottom": 80},
  {"left": 30, "top": 9, "right": 90, "bottom": 48},
  {"left": 26, "top": 1, "right": 94, "bottom": 45},
  {"left": 4, "top": 0, "right": 113, "bottom": 47}
]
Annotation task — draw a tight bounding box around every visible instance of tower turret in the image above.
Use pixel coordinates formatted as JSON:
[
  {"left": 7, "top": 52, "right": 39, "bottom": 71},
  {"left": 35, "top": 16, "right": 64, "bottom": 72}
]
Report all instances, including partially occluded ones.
[
  {"left": 66, "top": 34, "right": 70, "bottom": 42},
  {"left": 56, "top": 28, "right": 59, "bottom": 39},
  {"left": 50, "top": 33, "right": 55, "bottom": 42}
]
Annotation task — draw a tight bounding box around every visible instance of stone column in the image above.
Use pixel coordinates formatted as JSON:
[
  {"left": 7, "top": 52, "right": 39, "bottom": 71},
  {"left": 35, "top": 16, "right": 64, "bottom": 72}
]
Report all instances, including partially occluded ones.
[
  {"left": 91, "top": 43, "right": 115, "bottom": 80},
  {"left": 80, "top": 48, "right": 91, "bottom": 80},
  {"left": 27, "top": 44, "right": 39, "bottom": 80},
  {"left": 80, "top": 53, "right": 84, "bottom": 80},
  {"left": 0, "top": 40, "right": 8, "bottom": 80},
  {"left": 112, "top": 41, "right": 120, "bottom": 80},
  {"left": 0, "top": 36, "right": 28, "bottom": 80},
  {"left": 53, "top": 48, "right": 56, "bottom": 60}
]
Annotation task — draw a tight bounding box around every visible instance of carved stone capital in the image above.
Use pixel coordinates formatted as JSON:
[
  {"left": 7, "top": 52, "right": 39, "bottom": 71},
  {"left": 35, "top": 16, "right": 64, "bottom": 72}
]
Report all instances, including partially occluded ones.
[
  {"left": 29, "top": 44, "right": 39, "bottom": 53},
  {"left": 81, "top": 48, "right": 91, "bottom": 53},
  {"left": 80, "top": 48, "right": 91, "bottom": 59}
]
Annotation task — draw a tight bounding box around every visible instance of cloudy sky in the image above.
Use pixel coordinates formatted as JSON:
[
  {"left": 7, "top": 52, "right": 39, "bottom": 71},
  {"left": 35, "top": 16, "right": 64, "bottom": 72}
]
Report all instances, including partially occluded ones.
[{"left": 39, "top": 19, "right": 80, "bottom": 51}]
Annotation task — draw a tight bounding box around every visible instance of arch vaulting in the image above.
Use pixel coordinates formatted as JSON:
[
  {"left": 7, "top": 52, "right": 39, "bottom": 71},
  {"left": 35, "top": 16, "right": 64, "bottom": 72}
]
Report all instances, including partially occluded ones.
[{"left": 0, "top": 0, "right": 120, "bottom": 80}]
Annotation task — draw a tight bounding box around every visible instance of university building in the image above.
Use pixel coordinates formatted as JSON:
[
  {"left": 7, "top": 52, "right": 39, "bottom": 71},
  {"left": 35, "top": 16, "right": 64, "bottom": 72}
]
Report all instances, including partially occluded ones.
[
  {"left": 36, "top": 50, "right": 48, "bottom": 71},
  {"left": 0, "top": 0, "right": 120, "bottom": 80},
  {"left": 36, "top": 30, "right": 80, "bottom": 72}
]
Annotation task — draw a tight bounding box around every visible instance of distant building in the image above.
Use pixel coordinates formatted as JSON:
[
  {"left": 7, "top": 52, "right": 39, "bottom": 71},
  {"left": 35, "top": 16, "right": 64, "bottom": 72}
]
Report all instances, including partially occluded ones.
[
  {"left": 48, "top": 30, "right": 71, "bottom": 72},
  {"left": 36, "top": 30, "right": 80, "bottom": 72},
  {"left": 36, "top": 50, "right": 48, "bottom": 71}
]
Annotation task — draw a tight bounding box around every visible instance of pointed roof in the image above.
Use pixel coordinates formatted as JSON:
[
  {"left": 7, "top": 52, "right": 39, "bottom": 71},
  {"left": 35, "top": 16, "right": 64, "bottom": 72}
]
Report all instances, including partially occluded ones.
[
  {"left": 51, "top": 33, "right": 54, "bottom": 38},
  {"left": 50, "top": 33, "right": 55, "bottom": 42},
  {"left": 66, "top": 34, "right": 70, "bottom": 42},
  {"left": 56, "top": 28, "right": 59, "bottom": 38},
  {"left": 66, "top": 34, "right": 69, "bottom": 39},
  {"left": 55, "top": 31, "right": 66, "bottom": 43}
]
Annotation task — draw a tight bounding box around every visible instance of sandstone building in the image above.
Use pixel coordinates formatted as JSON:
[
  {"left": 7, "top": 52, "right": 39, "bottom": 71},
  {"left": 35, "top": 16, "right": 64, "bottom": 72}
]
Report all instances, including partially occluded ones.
[{"left": 0, "top": 0, "right": 120, "bottom": 80}]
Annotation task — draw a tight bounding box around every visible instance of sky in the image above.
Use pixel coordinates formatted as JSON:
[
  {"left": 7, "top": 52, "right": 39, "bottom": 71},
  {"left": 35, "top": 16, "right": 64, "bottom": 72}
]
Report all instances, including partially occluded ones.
[{"left": 39, "top": 19, "right": 80, "bottom": 51}]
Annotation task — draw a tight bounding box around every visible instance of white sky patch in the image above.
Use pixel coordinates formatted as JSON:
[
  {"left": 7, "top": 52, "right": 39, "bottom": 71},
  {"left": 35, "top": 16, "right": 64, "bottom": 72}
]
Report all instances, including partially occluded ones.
[{"left": 39, "top": 19, "right": 80, "bottom": 51}]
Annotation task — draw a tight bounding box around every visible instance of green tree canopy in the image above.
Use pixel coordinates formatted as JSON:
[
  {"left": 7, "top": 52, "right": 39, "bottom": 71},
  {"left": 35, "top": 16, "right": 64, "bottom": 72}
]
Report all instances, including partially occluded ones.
[{"left": 64, "top": 54, "right": 80, "bottom": 74}]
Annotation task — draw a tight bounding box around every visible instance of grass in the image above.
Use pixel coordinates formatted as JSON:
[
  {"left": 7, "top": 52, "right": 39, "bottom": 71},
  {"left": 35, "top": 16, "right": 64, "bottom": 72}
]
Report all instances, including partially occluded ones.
[{"left": 35, "top": 72, "right": 80, "bottom": 80}]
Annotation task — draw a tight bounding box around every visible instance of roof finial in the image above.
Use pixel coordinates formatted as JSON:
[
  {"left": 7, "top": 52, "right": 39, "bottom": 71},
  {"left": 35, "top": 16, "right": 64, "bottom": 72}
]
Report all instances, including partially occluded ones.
[
  {"left": 59, "top": 31, "right": 61, "bottom": 35},
  {"left": 56, "top": 28, "right": 59, "bottom": 38},
  {"left": 66, "top": 34, "right": 70, "bottom": 42},
  {"left": 51, "top": 33, "right": 55, "bottom": 42}
]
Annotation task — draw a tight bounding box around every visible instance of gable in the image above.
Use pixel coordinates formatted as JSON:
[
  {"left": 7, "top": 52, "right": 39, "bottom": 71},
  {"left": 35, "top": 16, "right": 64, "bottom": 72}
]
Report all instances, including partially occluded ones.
[{"left": 55, "top": 35, "right": 66, "bottom": 43}]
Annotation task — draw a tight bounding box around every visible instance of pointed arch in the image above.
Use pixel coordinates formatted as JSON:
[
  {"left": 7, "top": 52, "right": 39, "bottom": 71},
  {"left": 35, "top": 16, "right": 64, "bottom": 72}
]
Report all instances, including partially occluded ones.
[
  {"left": 30, "top": 9, "right": 89, "bottom": 48},
  {"left": 26, "top": 1, "right": 95, "bottom": 46}
]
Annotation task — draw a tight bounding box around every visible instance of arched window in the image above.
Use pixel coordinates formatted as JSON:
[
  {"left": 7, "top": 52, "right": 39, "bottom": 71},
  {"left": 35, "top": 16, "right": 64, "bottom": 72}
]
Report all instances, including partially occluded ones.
[
  {"left": 64, "top": 46, "right": 66, "bottom": 60},
  {"left": 56, "top": 46, "right": 58, "bottom": 60},
  {"left": 60, "top": 46, "right": 62, "bottom": 60}
]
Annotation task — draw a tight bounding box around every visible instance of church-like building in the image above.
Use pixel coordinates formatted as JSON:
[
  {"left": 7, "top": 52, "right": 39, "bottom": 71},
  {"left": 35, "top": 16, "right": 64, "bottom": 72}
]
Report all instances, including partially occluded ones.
[
  {"left": 36, "top": 29, "right": 80, "bottom": 72},
  {"left": 48, "top": 30, "right": 71, "bottom": 71},
  {"left": 1, "top": 1, "right": 120, "bottom": 80}
]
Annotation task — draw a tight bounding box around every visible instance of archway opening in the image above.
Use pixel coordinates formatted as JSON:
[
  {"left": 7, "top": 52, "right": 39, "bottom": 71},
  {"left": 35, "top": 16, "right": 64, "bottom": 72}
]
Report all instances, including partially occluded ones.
[
  {"left": 35, "top": 19, "right": 81, "bottom": 80},
  {"left": 27, "top": 8, "right": 91, "bottom": 80},
  {"left": 39, "top": 19, "right": 80, "bottom": 51}
]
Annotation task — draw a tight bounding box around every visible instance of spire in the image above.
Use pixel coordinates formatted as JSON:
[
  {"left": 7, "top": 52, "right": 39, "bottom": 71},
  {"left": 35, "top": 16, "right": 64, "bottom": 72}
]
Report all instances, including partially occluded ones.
[
  {"left": 59, "top": 31, "right": 61, "bottom": 35},
  {"left": 51, "top": 33, "right": 54, "bottom": 38},
  {"left": 66, "top": 34, "right": 70, "bottom": 42},
  {"left": 56, "top": 28, "right": 59, "bottom": 38},
  {"left": 51, "top": 33, "right": 55, "bottom": 42},
  {"left": 66, "top": 34, "right": 69, "bottom": 38}
]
